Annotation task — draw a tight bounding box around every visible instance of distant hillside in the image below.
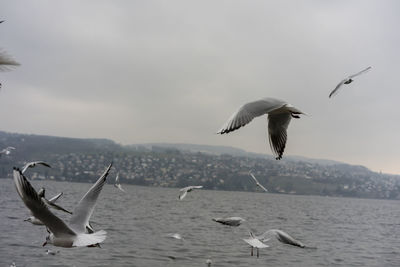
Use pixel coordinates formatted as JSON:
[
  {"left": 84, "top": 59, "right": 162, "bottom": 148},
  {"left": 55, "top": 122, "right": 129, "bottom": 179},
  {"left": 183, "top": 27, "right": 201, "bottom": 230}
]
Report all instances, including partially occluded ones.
[
  {"left": 1, "top": 131, "right": 400, "bottom": 200},
  {"left": 130, "top": 142, "right": 343, "bottom": 166}
]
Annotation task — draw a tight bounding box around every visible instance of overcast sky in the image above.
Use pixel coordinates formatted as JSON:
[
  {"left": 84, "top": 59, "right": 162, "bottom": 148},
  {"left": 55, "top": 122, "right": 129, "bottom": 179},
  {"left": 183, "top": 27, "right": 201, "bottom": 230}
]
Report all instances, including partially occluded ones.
[{"left": 1, "top": 0, "right": 400, "bottom": 174}]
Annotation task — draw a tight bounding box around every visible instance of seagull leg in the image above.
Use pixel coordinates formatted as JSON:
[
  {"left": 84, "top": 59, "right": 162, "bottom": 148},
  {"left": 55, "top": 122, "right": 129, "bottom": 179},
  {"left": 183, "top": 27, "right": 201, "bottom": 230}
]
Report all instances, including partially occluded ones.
[
  {"left": 257, "top": 248, "right": 259, "bottom": 258},
  {"left": 251, "top": 247, "right": 253, "bottom": 256}
]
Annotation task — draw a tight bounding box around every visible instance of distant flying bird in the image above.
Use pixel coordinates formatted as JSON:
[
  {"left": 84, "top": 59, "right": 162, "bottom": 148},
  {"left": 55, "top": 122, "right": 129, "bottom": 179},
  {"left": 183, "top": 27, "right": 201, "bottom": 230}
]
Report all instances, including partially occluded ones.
[
  {"left": 243, "top": 232, "right": 269, "bottom": 258},
  {"left": 329, "top": 66, "right": 372, "bottom": 98},
  {"left": 212, "top": 217, "right": 245, "bottom": 227},
  {"left": 0, "top": 51, "right": 20, "bottom": 71},
  {"left": 21, "top": 161, "right": 51, "bottom": 174},
  {"left": 249, "top": 172, "right": 268, "bottom": 192},
  {"left": 217, "top": 97, "right": 305, "bottom": 160},
  {"left": 0, "top": 146, "right": 15, "bottom": 155},
  {"left": 13, "top": 163, "right": 112, "bottom": 248},
  {"left": 255, "top": 229, "right": 305, "bottom": 248},
  {"left": 114, "top": 173, "right": 125, "bottom": 192},
  {"left": 178, "top": 185, "right": 203, "bottom": 200}
]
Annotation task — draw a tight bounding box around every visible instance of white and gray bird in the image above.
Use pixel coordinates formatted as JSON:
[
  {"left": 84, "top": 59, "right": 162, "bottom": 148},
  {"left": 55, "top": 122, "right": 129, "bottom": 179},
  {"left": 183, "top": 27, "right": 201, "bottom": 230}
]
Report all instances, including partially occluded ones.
[
  {"left": 212, "top": 217, "right": 245, "bottom": 227},
  {"left": 249, "top": 172, "right": 268, "bottom": 192},
  {"left": 329, "top": 66, "right": 372, "bottom": 98},
  {"left": 21, "top": 161, "right": 51, "bottom": 174},
  {"left": 243, "top": 231, "right": 269, "bottom": 258},
  {"left": 255, "top": 229, "right": 305, "bottom": 248},
  {"left": 217, "top": 97, "right": 305, "bottom": 160},
  {"left": 13, "top": 163, "right": 112, "bottom": 248},
  {"left": 178, "top": 185, "right": 203, "bottom": 200},
  {"left": 114, "top": 173, "right": 125, "bottom": 192},
  {"left": 0, "top": 146, "right": 15, "bottom": 155}
]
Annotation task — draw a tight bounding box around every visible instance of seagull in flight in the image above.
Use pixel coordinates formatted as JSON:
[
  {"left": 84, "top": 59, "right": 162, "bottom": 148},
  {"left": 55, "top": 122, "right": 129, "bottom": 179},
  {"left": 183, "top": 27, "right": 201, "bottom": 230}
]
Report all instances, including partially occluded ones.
[
  {"left": 212, "top": 217, "right": 245, "bottom": 227},
  {"left": 178, "top": 185, "right": 203, "bottom": 200},
  {"left": 114, "top": 172, "right": 125, "bottom": 192},
  {"left": 13, "top": 163, "right": 112, "bottom": 248},
  {"left": 217, "top": 97, "right": 305, "bottom": 160},
  {"left": 249, "top": 172, "right": 268, "bottom": 192},
  {"left": 21, "top": 161, "right": 51, "bottom": 174},
  {"left": 329, "top": 66, "right": 372, "bottom": 98},
  {"left": 0, "top": 51, "right": 20, "bottom": 72},
  {"left": 255, "top": 229, "right": 305, "bottom": 248},
  {"left": 0, "top": 146, "right": 15, "bottom": 156}
]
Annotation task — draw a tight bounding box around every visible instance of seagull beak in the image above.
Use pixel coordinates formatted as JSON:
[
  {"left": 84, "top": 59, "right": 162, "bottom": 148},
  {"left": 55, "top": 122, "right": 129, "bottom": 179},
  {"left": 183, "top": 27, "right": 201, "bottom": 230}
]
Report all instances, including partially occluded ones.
[
  {"left": 23, "top": 218, "right": 29, "bottom": 222},
  {"left": 42, "top": 241, "right": 47, "bottom": 247}
]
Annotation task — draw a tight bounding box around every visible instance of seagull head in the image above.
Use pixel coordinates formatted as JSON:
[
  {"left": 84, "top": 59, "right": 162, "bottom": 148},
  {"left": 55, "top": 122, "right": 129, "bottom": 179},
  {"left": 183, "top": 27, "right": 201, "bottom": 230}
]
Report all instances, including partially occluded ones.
[{"left": 24, "top": 216, "right": 34, "bottom": 223}]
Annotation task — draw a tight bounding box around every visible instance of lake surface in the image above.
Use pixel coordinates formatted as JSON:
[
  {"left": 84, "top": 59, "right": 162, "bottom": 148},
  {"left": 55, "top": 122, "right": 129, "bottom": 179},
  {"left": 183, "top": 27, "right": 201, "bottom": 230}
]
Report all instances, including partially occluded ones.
[{"left": 1, "top": 178, "right": 400, "bottom": 267}]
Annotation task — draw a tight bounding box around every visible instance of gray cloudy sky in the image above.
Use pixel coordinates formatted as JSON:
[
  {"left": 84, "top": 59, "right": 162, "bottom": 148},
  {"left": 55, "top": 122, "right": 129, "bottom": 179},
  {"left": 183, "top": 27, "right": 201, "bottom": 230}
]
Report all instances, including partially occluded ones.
[{"left": 1, "top": 0, "right": 400, "bottom": 174}]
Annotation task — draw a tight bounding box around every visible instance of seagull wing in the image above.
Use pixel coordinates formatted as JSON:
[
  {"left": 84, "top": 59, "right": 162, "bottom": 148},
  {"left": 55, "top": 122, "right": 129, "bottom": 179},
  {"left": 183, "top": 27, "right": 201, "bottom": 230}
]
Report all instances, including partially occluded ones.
[
  {"left": 69, "top": 163, "right": 112, "bottom": 233},
  {"left": 0, "top": 51, "right": 20, "bottom": 71},
  {"left": 48, "top": 192, "right": 63, "bottom": 203},
  {"left": 13, "top": 168, "right": 75, "bottom": 237},
  {"left": 217, "top": 98, "right": 286, "bottom": 134},
  {"left": 21, "top": 161, "right": 51, "bottom": 174},
  {"left": 329, "top": 79, "right": 346, "bottom": 98},
  {"left": 116, "top": 184, "right": 125, "bottom": 192},
  {"left": 249, "top": 173, "right": 259, "bottom": 184},
  {"left": 192, "top": 186, "right": 203, "bottom": 189},
  {"left": 257, "top": 183, "right": 268, "bottom": 192},
  {"left": 37, "top": 188, "right": 46, "bottom": 198},
  {"left": 349, "top": 66, "right": 372, "bottom": 79},
  {"left": 179, "top": 186, "right": 190, "bottom": 192},
  {"left": 267, "top": 112, "right": 292, "bottom": 160},
  {"left": 243, "top": 238, "right": 269, "bottom": 248},
  {"left": 273, "top": 230, "right": 305, "bottom": 247},
  {"left": 43, "top": 198, "right": 72, "bottom": 214},
  {"left": 178, "top": 190, "right": 188, "bottom": 200}
]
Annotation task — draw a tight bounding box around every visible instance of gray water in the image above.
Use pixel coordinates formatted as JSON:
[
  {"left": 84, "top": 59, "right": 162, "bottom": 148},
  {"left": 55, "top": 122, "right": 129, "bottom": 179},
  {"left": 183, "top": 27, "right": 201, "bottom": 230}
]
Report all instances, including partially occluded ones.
[{"left": 1, "top": 178, "right": 400, "bottom": 267}]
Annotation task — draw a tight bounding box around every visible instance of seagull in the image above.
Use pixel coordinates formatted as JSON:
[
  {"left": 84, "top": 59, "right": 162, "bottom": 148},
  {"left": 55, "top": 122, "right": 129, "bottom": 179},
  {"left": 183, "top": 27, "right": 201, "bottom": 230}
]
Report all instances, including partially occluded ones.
[
  {"left": 0, "top": 51, "right": 20, "bottom": 71},
  {"left": 114, "top": 172, "right": 125, "bottom": 192},
  {"left": 212, "top": 217, "right": 245, "bottom": 227},
  {"left": 217, "top": 97, "right": 305, "bottom": 160},
  {"left": 45, "top": 249, "right": 59, "bottom": 255},
  {"left": 206, "top": 258, "right": 212, "bottom": 266},
  {"left": 0, "top": 146, "right": 15, "bottom": 155},
  {"left": 13, "top": 163, "right": 112, "bottom": 248},
  {"left": 165, "top": 233, "right": 183, "bottom": 240},
  {"left": 21, "top": 161, "right": 51, "bottom": 174},
  {"left": 329, "top": 66, "right": 372, "bottom": 98},
  {"left": 255, "top": 229, "right": 305, "bottom": 248},
  {"left": 24, "top": 190, "right": 72, "bottom": 225},
  {"left": 249, "top": 172, "right": 268, "bottom": 192},
  {"left": 178, "top": 185, "right": 203, "bottom": 200},
  {"left": 243, "top": 232, "right": 269, "bottom": 258}
]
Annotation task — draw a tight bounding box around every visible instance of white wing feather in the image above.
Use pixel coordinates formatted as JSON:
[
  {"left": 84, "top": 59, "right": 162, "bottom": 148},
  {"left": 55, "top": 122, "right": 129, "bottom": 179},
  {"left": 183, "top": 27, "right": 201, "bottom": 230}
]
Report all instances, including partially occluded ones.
[
  {"left": 268, "top": 112, "right": 292, "bottom": 160},
  {"left": 69, "top": 163, "right": 112, "bottom": 233},
  {"left": 217, "top": 98, "right": 286, "bottom": 134}
]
